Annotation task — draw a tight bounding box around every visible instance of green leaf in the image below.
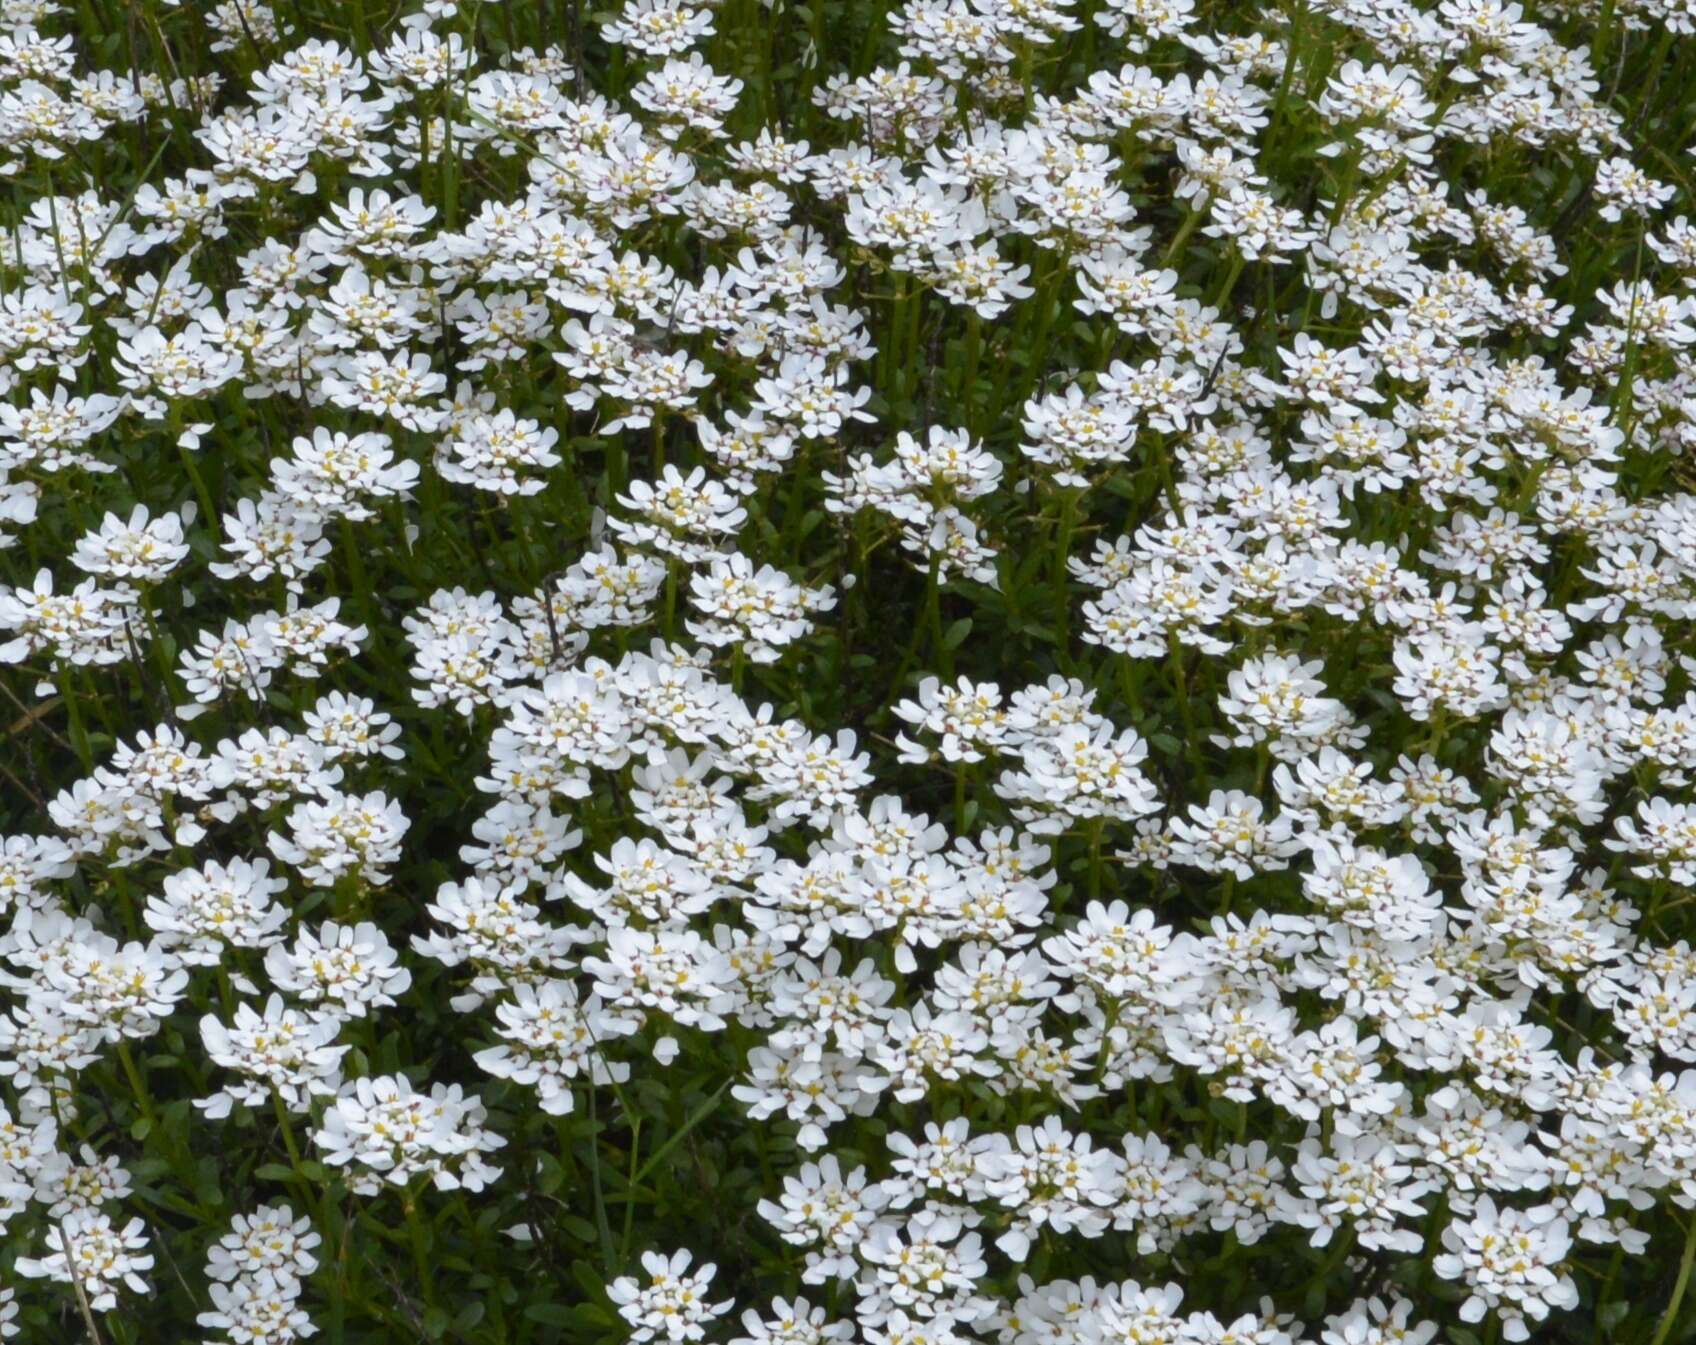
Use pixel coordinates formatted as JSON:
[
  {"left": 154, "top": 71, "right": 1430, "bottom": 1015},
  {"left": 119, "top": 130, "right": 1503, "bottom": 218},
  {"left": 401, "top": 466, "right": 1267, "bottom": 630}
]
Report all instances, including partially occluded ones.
[
  {"left": 454, "top": 1301, "right": 487, "bottom": 1331},
  {"left": 537, "top": 1152, "right": 566, "bottom": 1196},
  {"left": 571, "top": 1258, "right": 606, "bottom": 1300}
]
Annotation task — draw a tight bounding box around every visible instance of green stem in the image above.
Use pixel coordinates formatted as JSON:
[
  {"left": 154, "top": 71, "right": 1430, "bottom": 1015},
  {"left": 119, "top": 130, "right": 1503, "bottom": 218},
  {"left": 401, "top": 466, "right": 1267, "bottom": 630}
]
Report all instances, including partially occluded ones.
[
  {"left": 584, "top": 1089, "right": 617, "bottom": 1274},
  {"left": 1651, "top": 1215, "right": 1696, "bottom": 1345},
  {"left": 339, "top": 519, "right": 371, "bottom": 622},
  {"left": 1210, "top": 252, "right": 1246, "bottom": 310},
  {"left": 1160, "top": 206, "right": 1203, "bottom": 268},
  {"left": 404, "top": 1188, "right": 438, "bottom": 1312},
  {"left": 663, "top": 561, "right": 678, "bottom": 642},
  {"left": 178, "top": 445, "right": 220, "bottom": 540},
  {"left": 621, "top": 1117, "right": 642, "bottom": 1262},
  {"left": 1053, "top": 489, "right": 1078, "bottom": 653},
  {"left": 1118, "top": 656, "right": 1142, "bottom": 723},
  {"left": 961, "top": 311, "right": 983, "bottom": 436},
  {"left": 1267, "top": 0, "right": 1307, "bottom": 147},
  {"left": 272, "top": 1089, "right": 305, "bottom": 1168},
  {"left": 60, "top": 669, "right": 95, "bottom": 771},
  {"left": 1168, "top": 633, "right": 1205, "bottom": 791},
  {"left": 927, "top": 554, "right": 953, "bottom": 681},
  {"left": 1087, "top": 818, "right": 1104, "bottom": 901},
  {"left": 115, "top": 1039, "right": 156, "bottom": 1131}
]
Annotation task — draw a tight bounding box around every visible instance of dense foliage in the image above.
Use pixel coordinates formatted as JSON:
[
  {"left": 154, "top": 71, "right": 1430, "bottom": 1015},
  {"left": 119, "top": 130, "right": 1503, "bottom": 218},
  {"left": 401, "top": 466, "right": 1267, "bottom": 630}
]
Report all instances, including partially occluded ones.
[{"left": 4, "top": 0, "right": 1696, "bottom": 1341}]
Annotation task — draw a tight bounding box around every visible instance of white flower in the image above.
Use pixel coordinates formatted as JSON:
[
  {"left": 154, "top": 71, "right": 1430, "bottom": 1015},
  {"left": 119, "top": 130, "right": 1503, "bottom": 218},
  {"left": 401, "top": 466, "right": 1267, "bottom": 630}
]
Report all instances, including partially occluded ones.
[
  {"left": 199, "top": 995, "right": 348, "bottom": 1118},
  {"left": 686, "top": 552, "right": 835, "bottom": 664},
  {"left": 1432, "top": 1198, "right": 1579, "bottom": 1341},
  {"left": 144, "top": 856, "right": 290, "bottom": 961},
  {"left": 69, "top": 506, "right": 189, "bottom": 581},
  {"left": 608, "top": 1249, "right": 733, "bottom": 1343},
  {"left": 15, "top": 1210, "right": 154, "bottom": 1312},
  {"left": 472, "top": 980, "right": 635, "bottom": 1115},
  {"left": 206, "top": 1204, "right": 321, "bottom": 1282},
  {"left": 313, "top": 1075, "right": 505, "bottom": 1195},
  {"left": 267, "top": 789, "right": 410, "bottom": 887},
  {"left": 263, "top": 921, "right": 412, "bottom": 1019}
]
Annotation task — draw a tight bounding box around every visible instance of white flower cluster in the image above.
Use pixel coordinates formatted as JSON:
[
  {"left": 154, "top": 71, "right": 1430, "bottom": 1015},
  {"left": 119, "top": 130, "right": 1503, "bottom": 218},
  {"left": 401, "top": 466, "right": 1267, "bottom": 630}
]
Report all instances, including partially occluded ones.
[
  {"left": 196, "top": 1204, "right": 322, "bottom": 1345},
  {"left": 314, "top": 1074, "right": 504, "bottom": 1195},
  {"left": 2, "top": 0, "right": 1696, "bottom": 1340}
]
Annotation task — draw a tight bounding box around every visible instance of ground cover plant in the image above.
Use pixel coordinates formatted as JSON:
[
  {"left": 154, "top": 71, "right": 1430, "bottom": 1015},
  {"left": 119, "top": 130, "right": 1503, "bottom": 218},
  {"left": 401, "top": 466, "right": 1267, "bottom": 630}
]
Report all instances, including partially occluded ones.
[{"left": 5, "top": 0, "right": 1696, "bottom": 1340}]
